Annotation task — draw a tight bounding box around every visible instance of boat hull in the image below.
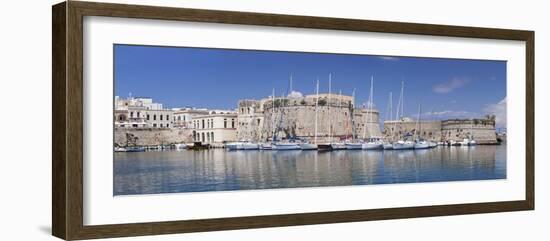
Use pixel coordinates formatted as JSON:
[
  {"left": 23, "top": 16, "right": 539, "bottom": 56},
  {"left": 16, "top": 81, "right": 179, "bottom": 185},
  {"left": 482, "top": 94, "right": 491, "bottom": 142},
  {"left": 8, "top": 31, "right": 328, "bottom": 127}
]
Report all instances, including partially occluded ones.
[
  {"left": 300, "top": 143, "right": 318, "bottom": 150},
  {"left": 362, "top": 142, "right": 383, "bottom": 150},
  {"left": 392, "top": 142, "right": 414, "bottom": 150},
  {"left": 331, "top": 143, "right": 347, "bottom": 150},
  {"left": 274, "top": 143, "right": 301, "bottom": 150},
  {"left": 383, "top": 143, "right": 393, "bottom": 150},
  {"left": 345, "top": 143, "right": 363, "bottom": 150},
  {"left": 414, "top": 142, "right": 430, "bottom": 149}
]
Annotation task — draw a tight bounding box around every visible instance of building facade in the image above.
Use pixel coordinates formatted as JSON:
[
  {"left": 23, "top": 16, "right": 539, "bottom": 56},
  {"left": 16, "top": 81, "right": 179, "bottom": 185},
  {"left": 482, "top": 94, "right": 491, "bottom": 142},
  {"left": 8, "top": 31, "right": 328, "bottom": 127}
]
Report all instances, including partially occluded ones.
[
  {"left": 192, "top": 111, "right": 238, "bottom": 144},
  {"left": 172, "top": 108, "right": 210, "bottom": 128},
  {"left": 114, "top": 96, "right": 174, "bottom": 128}
]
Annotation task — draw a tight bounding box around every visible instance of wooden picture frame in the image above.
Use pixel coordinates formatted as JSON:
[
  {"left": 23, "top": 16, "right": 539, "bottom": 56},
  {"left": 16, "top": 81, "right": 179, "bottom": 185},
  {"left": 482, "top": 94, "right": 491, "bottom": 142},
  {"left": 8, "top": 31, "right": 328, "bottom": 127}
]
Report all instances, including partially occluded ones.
[{"left": 52, "top": 1, "right": 534, "bottom": 240}]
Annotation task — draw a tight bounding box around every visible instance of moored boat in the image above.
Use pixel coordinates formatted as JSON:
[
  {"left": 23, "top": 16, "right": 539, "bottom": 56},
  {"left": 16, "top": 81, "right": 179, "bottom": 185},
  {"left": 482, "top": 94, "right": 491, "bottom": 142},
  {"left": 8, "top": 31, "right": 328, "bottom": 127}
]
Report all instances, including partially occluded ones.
[
  {"left": 300, "top": 143, "right": 318, "bottom": 150},
  {"left": 345, "top": 142, "right": 363, "bottom": 150},
  {"left": 383, "top": 143, "right": 393, "bottom": 150},
  {"left": 392, "top": 140, "right": 415, "bottom": 150},
  {"left": 174, "top": 143, "right": 187, "bottom": 150},
  {"left": 330, "top": 143, "right": 347, "bottom": 150},
  {"left": 274, "top": 142, "right": 301, "bottom": 150},
  {"left": 414, "top": 140, "right": 430, "bottom": 149}
]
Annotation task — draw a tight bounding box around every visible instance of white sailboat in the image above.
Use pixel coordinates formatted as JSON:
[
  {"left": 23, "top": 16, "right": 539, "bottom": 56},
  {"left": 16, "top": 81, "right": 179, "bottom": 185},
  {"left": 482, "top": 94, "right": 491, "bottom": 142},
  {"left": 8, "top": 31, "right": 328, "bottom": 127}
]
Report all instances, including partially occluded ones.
[
  {"left": 392, "top": 80, "right": 414, "bottom": 150},
  {"left": 261, "top": 88, "right": 277, "bottom": 150},
  {"left": 362, "top": 76, "right": 383, "bottom": 150},
  {"left": 274, "top": 74, "right": 301, "bottom": 151},
  {"left": 301, "top": 78, "right": 320, "bottom": 150},
  {"left": 414, "top": 104, "right": 430, "bottom": 149}
]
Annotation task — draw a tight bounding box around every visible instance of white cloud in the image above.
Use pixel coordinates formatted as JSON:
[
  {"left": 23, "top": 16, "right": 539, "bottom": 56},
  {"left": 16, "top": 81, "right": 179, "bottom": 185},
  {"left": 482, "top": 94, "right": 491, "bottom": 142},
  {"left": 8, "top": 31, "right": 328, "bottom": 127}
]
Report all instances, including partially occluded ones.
[
  {"left": 483, "top": 97, "right": 507, "bottom": 128},
  {"left": 287, "top": 90, "right": 303, "bottom": 98},
  {"left": 432, "top": 78, "right": 469, "bottom": 94},
  {"left": 378, "top": 56, "right": 400, "bottom": 61}
]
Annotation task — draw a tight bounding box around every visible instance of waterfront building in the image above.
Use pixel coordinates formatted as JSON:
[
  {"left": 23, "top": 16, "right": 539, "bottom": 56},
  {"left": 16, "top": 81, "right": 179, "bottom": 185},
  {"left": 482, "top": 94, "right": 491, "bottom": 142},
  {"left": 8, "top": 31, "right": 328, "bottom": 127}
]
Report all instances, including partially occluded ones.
[
  {"left": 192, "top": 110, "right": 238, "bottom": 144},
  {"left": 172, "top": 107, "right": 210, "bottom": 128},
  {"left": 114, "top": 96, "right": 174, "bottom": 128}
]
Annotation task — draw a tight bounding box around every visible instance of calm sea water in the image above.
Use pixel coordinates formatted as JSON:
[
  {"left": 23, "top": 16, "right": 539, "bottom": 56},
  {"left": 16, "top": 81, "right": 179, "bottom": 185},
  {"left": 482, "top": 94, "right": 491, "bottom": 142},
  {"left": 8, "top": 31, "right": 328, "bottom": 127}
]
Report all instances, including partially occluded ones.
[{"left": 114, "top": 145, "right": 506, "bottom": 195}]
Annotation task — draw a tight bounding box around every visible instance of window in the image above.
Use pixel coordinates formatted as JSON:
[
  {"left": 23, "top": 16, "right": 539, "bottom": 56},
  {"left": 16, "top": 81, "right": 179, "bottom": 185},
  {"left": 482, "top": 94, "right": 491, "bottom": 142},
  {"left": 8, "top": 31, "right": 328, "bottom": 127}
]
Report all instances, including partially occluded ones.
[
  {"left": 160, "top": 115, "right": 163, "bottom": 121},
  {"left": 160, "top": 124, "right": 163, "bottom": 127},
  {"left": 211, "top": 132, "right": 214, "bottom": 142},
  {"left": 153, "top": 123, "right": 157, "bottom": 127},
  {"left": 130, "top": 112, "right": 134, "bottom": 118},
  {"left": 166, "top": 124, "right": 169, "bottom": 128},
  {"left": 224, "top": 118, "right": 227, "bottom": 128},
  {"left": 202, "top": 119, "right": 205, "bottom": 129},
  {"left": 232, "top": 119, "right": 235, "bottom": 128},
  {"left": 132, "top": 124, "right": 138, "bottom": 128},
  {"left": 137, "top": 112, "right": 141, "bottom": 118},
  {"left": 201, "top": 132, "right": 205, "bottom": 142},
  {"left": 146, "top": 114, "right": 150, "bottom": 120},
  {"left": 166, "top": 115, "right": 169, "bottom": 120},
  {"left": 153, "top": 115, "right": 156, "bottom": 120}
]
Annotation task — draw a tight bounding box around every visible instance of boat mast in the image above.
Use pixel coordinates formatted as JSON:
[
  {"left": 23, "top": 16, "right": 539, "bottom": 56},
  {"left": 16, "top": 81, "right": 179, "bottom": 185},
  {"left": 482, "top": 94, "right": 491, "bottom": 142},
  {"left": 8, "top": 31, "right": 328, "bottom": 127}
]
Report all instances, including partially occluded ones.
[
  {"left": 338, "top": 89, "right": 342, "bottom": 140},
  {"left": 328, "top": 73, "right": 332, "bottom": 142},
  {"left": 415, "top": 104, "right": 421, "bottom": 140},
  {"left": 393, "top": 81, "right": 404, "bottom": 141},
  {"left": 367, "top": 76, "right": 374, "bottom": 139},
  {"left": 350, "top": 88, "right": 356, "bottom": 140},
  {"left": 271, "top": 88, "right": 275, "bottom": 142},
  {"left": 314, "top": 78, "right": 319, "bottom": 144}
]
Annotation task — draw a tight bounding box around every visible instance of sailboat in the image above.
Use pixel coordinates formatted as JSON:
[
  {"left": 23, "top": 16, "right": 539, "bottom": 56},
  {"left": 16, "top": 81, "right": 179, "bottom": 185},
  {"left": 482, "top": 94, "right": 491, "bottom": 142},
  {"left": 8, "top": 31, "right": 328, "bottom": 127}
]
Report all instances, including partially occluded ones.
[
  {"left": 392, "top": 81, "right": 414, "bottom": 150},
  {"left": 274, "top": 74, "right": 301, "bottom": 151},
  {"left": 362, "top": 76, "right": 383, "bottom": 150},
  {"left": 301, "top": 78, "right": 320, "bottom": 150},
  {"left": 383, "top": 92, "right": 394, "bottom": 150},
  {"left": 331, "top": 89, "right": 347, "bottom": 150},
  {"left": 346, "top": 88, "right": 363, "bottom": 150},
  {"left": 413, "top": 104, "right": 430, "bottom": 149},
  {"left": 261, "top": 88, "right": 277, "bottom": 150}
]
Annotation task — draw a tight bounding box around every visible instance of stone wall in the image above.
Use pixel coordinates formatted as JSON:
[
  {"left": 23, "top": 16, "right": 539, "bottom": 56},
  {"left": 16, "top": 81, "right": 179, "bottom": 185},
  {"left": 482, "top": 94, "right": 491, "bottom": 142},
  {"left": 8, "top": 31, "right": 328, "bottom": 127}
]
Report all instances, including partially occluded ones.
[
  {"left": 383, "top": 118, "right": 498, "bottom": 144},
  {"left": 239, "top": 104, "right": 381, "bottom": 143},
  {"left": 442, "top": 119, "right": 497, "bottom": 144},
  {"left": 114, "top": 128, "right": 193, "bottom": 147},
  {"left": 383, "top": 120, "right": 442, "bottom": 141}
]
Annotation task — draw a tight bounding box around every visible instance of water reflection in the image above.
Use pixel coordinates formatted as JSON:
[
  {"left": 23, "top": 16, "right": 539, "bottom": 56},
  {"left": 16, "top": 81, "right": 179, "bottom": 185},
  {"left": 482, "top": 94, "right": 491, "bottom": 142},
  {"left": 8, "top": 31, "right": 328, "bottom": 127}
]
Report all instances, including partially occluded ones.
[{"left": 114, "top": 145, "right": 506, "bottom": 195}]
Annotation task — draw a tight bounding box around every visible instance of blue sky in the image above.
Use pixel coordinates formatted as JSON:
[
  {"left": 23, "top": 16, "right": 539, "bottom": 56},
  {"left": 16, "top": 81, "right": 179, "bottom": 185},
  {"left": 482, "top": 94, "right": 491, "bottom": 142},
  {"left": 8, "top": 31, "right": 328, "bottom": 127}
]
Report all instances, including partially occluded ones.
[{"left": 114, "top": 44, "right": 507, "bottom": 127}]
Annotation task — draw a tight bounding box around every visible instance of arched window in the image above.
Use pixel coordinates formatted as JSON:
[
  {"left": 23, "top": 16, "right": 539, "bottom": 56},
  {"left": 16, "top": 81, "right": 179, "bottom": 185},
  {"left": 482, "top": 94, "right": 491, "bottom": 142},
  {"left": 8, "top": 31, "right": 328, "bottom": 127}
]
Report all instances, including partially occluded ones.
[{"left": 211, "top": 132, "right": 215, "bottom": 142}]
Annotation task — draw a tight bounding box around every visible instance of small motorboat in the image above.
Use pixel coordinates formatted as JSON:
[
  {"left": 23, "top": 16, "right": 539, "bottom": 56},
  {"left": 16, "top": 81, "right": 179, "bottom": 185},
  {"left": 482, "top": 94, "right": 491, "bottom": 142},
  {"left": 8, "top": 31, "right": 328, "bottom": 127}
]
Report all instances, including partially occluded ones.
[{"left": 414, "top": 140, "right": 430, "bottom": 149}]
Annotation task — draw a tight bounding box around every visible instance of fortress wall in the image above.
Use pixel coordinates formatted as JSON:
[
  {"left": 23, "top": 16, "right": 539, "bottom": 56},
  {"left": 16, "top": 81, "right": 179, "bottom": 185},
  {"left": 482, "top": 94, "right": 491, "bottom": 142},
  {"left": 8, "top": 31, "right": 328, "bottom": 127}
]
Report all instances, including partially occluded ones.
[
  {"left": 442, "top": 119, "right": 497, "bottom": 144},
  {"left": 243, "top": 104, "right": 381, "bottom": 143},
  {"left": 383, "top": 120, "right": 442, "bottom": 141},
  {"left": 114, "top": 128, "right": 193, "bottom": 147}
]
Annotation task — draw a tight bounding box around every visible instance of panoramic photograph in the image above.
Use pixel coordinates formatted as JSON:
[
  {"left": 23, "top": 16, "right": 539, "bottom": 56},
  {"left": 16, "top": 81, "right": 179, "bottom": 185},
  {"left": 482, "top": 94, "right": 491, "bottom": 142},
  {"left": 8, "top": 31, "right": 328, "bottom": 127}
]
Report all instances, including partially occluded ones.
[{"left": 113, "top": 44, "right": 507, "bottom": 196}]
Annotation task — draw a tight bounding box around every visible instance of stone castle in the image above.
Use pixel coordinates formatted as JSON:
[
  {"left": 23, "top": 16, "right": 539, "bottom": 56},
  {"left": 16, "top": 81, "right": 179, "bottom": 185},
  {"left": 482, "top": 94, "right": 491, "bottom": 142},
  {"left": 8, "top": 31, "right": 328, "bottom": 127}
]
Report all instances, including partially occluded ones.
[{"left": 236, "top": 93, "right": 382, "bottom": 143}]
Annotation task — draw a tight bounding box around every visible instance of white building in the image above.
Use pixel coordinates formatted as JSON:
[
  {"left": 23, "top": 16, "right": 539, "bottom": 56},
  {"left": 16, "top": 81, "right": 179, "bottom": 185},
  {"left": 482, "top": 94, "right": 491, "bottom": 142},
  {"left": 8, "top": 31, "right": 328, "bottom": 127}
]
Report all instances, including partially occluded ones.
[
  {"left": 192, "top": 110, "right": 237, "bottom": 144},
  {"left": 172, "top": 108, "right": 210, "bottom": 128},
  {"left": 114, "top": 96, "right": 174, "bottom": 128}
]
